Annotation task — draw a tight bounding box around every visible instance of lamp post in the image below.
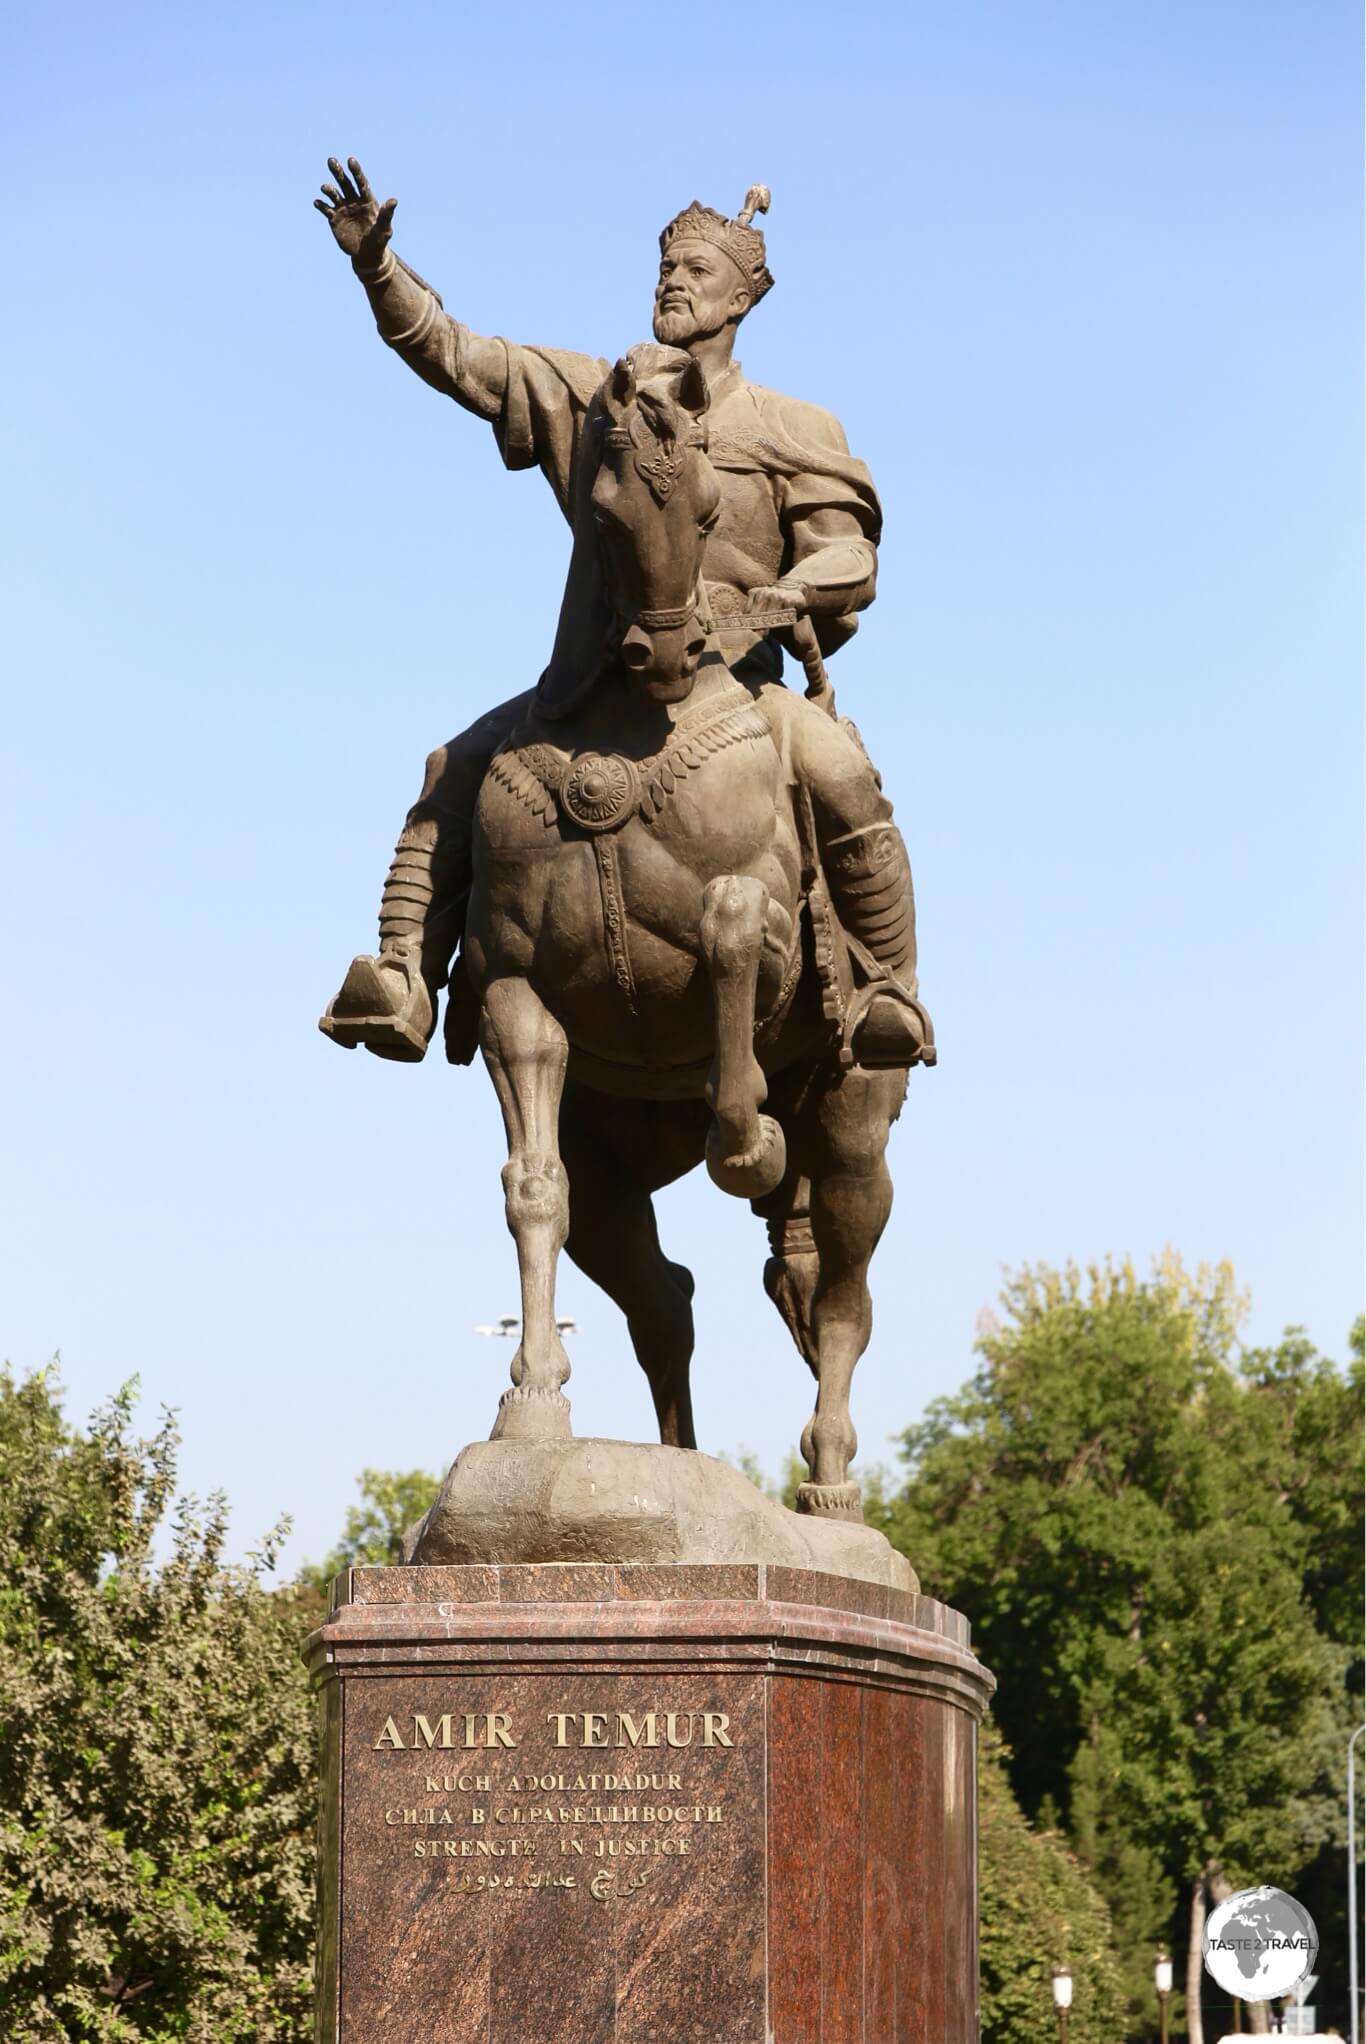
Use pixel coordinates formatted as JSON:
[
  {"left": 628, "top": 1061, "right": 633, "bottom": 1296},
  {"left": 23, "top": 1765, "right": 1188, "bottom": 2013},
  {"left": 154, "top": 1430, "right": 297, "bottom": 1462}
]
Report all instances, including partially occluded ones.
[
  {"left": 1155, "top": 1949, "right": 1172, "bottom": 2044},
  {"left": 1052, "top": 1965, "right": 1073, "bottom": 2044},
  {"left": 1350, "top": 1722, "right": 1365, "bottom": 2044}
]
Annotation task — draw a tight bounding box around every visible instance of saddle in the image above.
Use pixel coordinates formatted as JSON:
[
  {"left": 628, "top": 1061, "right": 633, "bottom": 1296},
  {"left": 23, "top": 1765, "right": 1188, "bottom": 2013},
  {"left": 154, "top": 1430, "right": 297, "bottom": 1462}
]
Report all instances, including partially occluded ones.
[{"left": 449, "top": 678, "right": 934, "bottom": 1075}]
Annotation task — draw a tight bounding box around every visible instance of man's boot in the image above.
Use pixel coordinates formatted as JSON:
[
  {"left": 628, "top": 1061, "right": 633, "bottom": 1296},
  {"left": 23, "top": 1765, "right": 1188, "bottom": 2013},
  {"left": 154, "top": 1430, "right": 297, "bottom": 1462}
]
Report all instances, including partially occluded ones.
[
  {"left": 319, "top": 820, "right": 438, "bottom": 1062},
  {"left": 822, "top": 821, "right": 936, "bottom": 1069}
]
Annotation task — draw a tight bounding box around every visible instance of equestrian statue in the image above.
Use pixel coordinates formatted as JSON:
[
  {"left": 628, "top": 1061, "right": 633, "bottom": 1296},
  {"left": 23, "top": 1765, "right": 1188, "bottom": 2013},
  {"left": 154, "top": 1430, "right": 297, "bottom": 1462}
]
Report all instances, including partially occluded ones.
[{"left": 313, "top": 159, "right": 934, "bottom": 1521}]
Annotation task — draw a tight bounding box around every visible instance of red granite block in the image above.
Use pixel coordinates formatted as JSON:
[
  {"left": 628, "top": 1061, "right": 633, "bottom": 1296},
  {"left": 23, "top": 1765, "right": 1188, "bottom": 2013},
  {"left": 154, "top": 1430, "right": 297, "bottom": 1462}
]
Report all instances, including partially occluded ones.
[
  {"left": 861, "top": 1682, "right": 899, "bottom": 2041},
  {"left": 819, "top": 1671, "right": 865, "bottom": 2044},
  {"left": 766, "top": 1675, "right": 823, "bottom": 2041},
  {"left": 494, "top": 1562, "right": 620, "bottom": 1603},
  {"left": 613, "top": 1562, "right": 762, "bottom": 1603},
  {"left": 916, "top": 1692, "right": 948, "bottom": 2027},
  {"left": 348, "top": 1563, "right": 501, "bottom": 1606},
  {"left": 308, "top": 1564, "right": 991, "bottom": 2041},
  {"left": 942, "top": 1702, "right": 979, "bottom": 2041},
  {"left": 765, "top": 1564, "right": 891, "bottom": 1621}
]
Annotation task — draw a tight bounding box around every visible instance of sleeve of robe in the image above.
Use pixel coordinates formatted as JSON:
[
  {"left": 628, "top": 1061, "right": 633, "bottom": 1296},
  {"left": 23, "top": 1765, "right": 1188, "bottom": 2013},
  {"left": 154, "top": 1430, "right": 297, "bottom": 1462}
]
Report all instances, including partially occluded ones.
[
  {"left": 760, "top": 392, "right": 883, "bottom": 657},
  {"left": 382, "top": 306, "right": 608, "bottom": 524}
]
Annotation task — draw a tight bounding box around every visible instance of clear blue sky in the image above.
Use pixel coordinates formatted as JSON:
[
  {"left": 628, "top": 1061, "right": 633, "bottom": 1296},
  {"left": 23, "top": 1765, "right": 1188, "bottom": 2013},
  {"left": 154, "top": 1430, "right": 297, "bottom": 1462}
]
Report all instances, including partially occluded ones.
[{"left": 3, "top": 1, "right": 1360, "bottom": 1573}]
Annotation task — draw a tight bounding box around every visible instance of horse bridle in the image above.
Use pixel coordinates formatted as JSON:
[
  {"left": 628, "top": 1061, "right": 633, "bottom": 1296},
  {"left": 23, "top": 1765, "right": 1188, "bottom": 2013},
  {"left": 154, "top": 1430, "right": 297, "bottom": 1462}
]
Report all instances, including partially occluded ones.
[
  {"left": 600, "top": 407, "right": 812, "bottom": 661},
  {"left": 632, "top": 599, "right": 702, "bottom": 632},
  {"left": 601, "top": 415, "right": 714, "bottom": 643}
]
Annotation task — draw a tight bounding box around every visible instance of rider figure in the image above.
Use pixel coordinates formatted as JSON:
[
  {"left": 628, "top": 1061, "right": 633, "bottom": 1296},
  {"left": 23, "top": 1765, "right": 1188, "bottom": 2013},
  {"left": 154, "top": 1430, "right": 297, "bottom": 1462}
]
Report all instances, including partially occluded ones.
[{"left": 314, "top": 160, "right": 931, "bottom": 1071}]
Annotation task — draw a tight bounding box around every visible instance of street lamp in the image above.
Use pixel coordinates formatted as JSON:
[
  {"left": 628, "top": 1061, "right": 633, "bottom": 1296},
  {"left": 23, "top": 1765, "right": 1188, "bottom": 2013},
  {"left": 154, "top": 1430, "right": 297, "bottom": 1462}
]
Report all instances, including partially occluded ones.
[
  {"left": 1051, "top": 1965, "right": 1073, "bottom": 2043},
  {"left": 1350, "top": 1722, "right": 1365, "bottom": 2044},
  {"left": 1155, "top": 1949, "right": 1173, "bottom": 2044}
]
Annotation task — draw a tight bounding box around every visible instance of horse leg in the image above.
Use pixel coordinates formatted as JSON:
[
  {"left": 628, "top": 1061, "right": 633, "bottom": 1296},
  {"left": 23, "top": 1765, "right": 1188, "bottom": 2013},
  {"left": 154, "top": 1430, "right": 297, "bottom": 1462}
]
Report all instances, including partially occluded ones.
[
  {"left": 480, "top": 976, "right": 573, "bottom": 1443},
  {"left": 756, "top": 1170, "right": 820, "bottom": 1379},
  {"left": 565, "top": 1181, "right": 699, "bottom": 1449},
  {"left": 560, "top": 1088, "right": 706, "bottom": 1449},
  {"left": 698, "top": 875, "right": 787, "bottom": 1200},
  {"left": 793, "top": 1066, "right": 906, "bottom": 1520}
]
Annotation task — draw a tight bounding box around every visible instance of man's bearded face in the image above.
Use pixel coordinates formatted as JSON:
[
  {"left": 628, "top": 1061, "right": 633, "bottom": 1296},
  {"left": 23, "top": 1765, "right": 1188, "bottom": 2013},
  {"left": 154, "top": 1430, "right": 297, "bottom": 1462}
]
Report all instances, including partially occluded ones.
[{"left": 653, "top": 238, "right": 750, "bottom": 347}]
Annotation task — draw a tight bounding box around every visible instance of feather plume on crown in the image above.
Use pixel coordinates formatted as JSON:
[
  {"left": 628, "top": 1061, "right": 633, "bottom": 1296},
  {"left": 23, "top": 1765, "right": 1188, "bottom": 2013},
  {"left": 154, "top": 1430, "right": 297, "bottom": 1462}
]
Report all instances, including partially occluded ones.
[{"left": 660, "top": 185, "right": 774, "bottom": 305}]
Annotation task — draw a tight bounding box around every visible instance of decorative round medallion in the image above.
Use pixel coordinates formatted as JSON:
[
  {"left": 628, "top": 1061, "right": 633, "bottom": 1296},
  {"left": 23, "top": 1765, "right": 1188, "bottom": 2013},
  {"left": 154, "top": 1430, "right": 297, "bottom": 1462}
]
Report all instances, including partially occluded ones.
[{"left": 560, "top": 753, "right": 638, "bottom": 833}]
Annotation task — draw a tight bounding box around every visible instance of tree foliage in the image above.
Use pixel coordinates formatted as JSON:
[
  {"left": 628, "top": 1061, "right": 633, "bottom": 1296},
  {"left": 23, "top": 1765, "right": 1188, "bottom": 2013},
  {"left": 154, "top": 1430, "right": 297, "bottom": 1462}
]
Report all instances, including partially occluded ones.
[
  {"left": 978, "top": 1723, "right": 1127, "bottom": 2044},
  {"left": 0, "top": 1367, "right": 317, "bottom": 2041},
  {"left": 304, "top": 1465, "right": 441, "bottom": 1584},
  {"left": 876, "top": 1258, "right": 1361, "bottom": 2036}
]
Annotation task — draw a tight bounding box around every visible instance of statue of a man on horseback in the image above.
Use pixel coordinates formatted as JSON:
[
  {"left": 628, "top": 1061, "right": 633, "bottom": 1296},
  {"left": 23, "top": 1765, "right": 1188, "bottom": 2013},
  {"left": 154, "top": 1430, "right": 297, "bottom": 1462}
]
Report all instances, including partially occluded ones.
[{"left": 312, "top": 160, "right": 935, "bottom": 1520}]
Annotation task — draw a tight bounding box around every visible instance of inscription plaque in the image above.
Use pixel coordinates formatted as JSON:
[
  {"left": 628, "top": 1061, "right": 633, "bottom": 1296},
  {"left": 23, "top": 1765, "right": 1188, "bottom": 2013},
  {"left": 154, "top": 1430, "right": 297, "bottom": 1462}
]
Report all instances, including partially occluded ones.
[{"left": 338, "top": 1673, "right": 765, "bottom": 2038}]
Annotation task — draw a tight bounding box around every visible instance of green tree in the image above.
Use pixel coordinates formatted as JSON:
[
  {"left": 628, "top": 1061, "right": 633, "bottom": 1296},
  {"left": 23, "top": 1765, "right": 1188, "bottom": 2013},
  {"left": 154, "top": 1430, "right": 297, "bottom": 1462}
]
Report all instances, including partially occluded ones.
[
  {"left": 1237, "top": 1316, "right": 1364, "bottom": 1679},
  {"left": 728, "top": 1446, "right": 898, "bottom": 1517},
  {"left": 979, "top": 1723, "right": 1128, "bottom": 2044},
  {"left": 725, "top": 1445, "right": 806, "bottom": 1508},
  {"left": 0, "top": 1367, "right": 317, "bottom": 2041},
  {"left": 878, "top": 1259, "right": 1358, "bottom": 2041}
]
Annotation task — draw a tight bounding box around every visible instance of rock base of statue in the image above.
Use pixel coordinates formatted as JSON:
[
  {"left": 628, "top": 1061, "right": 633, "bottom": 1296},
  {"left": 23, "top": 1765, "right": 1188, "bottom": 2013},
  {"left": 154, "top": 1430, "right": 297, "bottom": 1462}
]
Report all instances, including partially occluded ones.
[
  {"left": 402, "top": 1435, "right": 920, "bottom": 1590},
  {"left": 305, "top": 1548, "right": 993, "bottom": 2043}
]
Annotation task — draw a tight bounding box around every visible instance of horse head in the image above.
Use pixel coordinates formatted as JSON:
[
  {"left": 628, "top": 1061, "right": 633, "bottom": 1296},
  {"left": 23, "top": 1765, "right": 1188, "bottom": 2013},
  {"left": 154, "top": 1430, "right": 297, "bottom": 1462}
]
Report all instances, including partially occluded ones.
[{"left": 593, "top": 351, "right": 720, "bottom": 704}]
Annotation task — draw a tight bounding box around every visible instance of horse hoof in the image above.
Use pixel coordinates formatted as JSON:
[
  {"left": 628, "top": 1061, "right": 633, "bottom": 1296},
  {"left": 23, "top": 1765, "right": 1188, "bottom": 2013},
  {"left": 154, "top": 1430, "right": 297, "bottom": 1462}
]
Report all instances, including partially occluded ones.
[
  {"left": 795, "top": 1479, "right": 863, "bottom": 1522},
  {"left": 490, "top": 1384, "right": 573, "bottom": 1443},
  {"left": 705, "top": 1114, "right": 786, "bottom": 1199}
]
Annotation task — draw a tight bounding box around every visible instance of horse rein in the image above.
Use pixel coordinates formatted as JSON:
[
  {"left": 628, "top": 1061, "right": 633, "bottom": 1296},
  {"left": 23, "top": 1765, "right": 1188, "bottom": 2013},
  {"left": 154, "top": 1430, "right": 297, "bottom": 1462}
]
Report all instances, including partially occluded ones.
[{"left": 602, "top": 405, "right": 835, "bottom": 715}]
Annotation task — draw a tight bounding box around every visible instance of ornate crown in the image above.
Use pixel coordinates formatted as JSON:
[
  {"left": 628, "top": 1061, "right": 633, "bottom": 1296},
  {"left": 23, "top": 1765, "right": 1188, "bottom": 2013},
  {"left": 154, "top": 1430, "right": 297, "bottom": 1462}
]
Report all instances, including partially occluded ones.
[{"left": 660, "top": 185, "right": 774, "bottom": 306}]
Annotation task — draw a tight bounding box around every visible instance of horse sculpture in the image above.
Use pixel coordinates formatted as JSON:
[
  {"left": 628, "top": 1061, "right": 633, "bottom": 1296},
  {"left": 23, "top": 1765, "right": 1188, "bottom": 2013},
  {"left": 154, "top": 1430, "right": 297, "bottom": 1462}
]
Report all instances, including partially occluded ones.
[{"left": 461, "top": 350, "right": 922, "bottom": 1522}]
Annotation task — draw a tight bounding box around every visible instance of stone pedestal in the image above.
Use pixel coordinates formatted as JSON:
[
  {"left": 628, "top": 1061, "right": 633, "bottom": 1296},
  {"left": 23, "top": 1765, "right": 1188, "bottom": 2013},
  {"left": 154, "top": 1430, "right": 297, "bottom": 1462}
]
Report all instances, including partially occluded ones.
[{"left": 306, "top": 1561, "right": 993, "bottom": 2043}]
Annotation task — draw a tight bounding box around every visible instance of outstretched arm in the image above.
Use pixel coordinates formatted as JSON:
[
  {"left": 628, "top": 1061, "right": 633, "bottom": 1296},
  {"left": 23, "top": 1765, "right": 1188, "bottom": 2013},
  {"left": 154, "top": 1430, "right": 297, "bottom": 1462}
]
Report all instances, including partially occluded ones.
[{"left": 315, "top": 156, "right": 507, "bottom": 416}]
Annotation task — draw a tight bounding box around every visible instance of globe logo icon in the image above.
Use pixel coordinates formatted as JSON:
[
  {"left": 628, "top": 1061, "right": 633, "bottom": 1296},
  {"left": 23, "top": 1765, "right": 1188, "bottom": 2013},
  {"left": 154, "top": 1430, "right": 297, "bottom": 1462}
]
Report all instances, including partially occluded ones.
[{"left": 1203, "top": 1885, "right": 1318, "bottom": 2001}]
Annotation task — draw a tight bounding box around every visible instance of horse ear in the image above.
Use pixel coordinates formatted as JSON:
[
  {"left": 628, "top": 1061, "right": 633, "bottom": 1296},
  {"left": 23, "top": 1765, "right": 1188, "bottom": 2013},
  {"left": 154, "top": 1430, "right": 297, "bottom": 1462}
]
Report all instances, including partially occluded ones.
[
  {"left": 677, "top": 354, "right": 710, "bottom": 418},
  {"left": 608, "top": 357, "right": 636, "bottom": 411}
]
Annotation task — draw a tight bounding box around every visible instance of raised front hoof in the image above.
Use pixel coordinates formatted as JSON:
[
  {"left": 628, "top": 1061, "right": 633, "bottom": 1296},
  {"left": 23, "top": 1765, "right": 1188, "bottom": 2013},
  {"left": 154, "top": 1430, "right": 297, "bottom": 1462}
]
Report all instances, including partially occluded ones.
[
  {"left": 705, "top": 1114, "right": 786, "bottom": 1200},
  {"left": 490, "top": 1383, "right": 573, "bottom": 1443},
  {"left": 319, "top": 952, "right": 434, "bottom": 1063},
  {"left": 795, "top": 1479, "right": 864, "bottom": 1522}
]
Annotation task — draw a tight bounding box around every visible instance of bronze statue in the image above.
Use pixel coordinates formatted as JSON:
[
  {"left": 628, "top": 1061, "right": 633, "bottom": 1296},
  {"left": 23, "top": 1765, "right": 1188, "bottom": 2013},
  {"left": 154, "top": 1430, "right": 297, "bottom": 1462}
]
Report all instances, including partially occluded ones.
[{"left": 313, "top": 159, "right": 934, "bottom": 1520}]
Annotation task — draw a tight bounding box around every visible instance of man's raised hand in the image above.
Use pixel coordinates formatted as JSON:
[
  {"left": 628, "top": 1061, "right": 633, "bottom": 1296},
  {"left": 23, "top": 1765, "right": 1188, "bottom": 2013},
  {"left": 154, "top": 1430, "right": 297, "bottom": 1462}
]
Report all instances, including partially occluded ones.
[{"left": 315, "top": 157, "right": 396, "bottom": 271}]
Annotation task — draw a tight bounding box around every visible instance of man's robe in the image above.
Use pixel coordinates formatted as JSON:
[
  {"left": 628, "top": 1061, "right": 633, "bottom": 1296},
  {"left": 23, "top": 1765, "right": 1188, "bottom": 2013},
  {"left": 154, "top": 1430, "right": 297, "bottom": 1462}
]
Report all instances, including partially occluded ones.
[{"left": 395, "top": 319, "right": 883, "bottom": 711}]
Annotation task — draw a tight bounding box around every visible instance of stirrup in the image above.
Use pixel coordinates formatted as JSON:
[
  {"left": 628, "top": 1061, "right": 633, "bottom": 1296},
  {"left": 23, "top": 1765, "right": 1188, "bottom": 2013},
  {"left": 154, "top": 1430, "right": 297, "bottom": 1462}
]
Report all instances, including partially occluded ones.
[
  {"left": 839, "top": 977, "right": 936, "bottom": 1071},
  {"left": 319, "top": 951, "right": 434, "bottom": 1063}
]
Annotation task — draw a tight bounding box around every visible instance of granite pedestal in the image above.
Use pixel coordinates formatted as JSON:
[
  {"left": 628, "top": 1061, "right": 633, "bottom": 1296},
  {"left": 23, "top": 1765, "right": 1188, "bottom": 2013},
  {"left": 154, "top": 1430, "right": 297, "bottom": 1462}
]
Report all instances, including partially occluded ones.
[{"left": 306, "top": 1561, "right": 993, "bottom": 2043}]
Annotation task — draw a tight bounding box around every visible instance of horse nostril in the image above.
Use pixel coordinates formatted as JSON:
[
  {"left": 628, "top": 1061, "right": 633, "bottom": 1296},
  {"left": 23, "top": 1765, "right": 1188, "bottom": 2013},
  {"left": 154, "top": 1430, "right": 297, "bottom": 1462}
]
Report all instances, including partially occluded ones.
[
  {"left": 686, "top": 633, "right": 705, "bottom": 662},
  {"left": 620, "top": 636, "right": 651, "bottom": 670}
]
